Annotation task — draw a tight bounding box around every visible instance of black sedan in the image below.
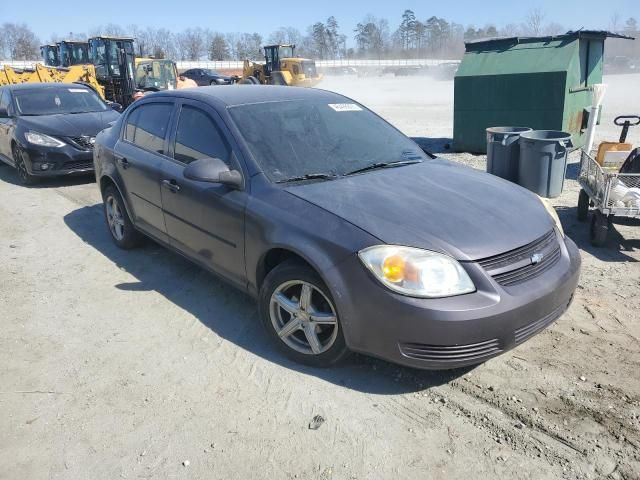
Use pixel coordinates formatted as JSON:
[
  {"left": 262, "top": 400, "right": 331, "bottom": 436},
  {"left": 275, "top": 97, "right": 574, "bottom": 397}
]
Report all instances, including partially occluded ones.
[
  {"left": 94, "top": 86, "right": 580, "bottom": 369},
  {"left": 0, "top": 83, "right": 120, "bottom": 185},
  {"left": 181, "top": 68, "right": 233, "bottom": 86}
]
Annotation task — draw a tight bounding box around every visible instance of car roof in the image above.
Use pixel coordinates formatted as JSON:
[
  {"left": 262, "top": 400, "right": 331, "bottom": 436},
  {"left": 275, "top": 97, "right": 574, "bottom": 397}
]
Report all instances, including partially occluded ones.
[
  {"left": 145, "top": 85, "right": 349, "bottom": 108},
  {"left": 2, "top": 82, "right": 93, "bottom": 92}
]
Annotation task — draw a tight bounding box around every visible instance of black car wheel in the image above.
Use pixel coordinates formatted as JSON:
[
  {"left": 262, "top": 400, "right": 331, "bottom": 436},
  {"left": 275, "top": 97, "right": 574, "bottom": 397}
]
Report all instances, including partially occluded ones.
[
  {"left": 12, "top": 145, "right": 37, "bottom": 186},
  {"left": 259, "top": 260, "right": 350, "bottom": 367},
  {"left": 209, "top": 80, "right": 218, "bottom": 86},
  {"left": 103, "top": 185, "right": 143, "bottom": 249}
]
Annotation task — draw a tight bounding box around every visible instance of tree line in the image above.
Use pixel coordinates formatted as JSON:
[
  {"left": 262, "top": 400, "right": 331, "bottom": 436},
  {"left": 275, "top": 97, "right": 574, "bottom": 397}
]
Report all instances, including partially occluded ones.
[{"left": 1, "top": 10, "right": 638, "bottom": 61}]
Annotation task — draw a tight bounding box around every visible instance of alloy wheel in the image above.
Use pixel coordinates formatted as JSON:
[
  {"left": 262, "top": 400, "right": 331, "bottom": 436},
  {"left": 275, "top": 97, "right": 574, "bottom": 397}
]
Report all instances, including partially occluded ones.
[
  {"left": 105, "top": 195, "right": 125, "bottom": 241},
  {"left": 14, "top": 149, "right": 30, "bottom": 183},
  {"left": 269, "top": 280, "right": 339, "bottom": 355}
]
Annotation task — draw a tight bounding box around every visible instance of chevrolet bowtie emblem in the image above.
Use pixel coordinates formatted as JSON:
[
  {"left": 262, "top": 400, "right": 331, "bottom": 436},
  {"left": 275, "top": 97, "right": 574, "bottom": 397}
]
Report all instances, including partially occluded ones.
[{"left": 531, "top": 253, "right": 544, "bottom": 264}]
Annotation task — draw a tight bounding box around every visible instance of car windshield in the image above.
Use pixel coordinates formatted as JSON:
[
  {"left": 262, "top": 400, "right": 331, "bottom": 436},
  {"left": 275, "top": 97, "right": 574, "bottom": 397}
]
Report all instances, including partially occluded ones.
[
  {"left": 204, "top": 69, "right": 220, "bottom": 76},
  {"left": 229, "top": 99, "right": 427, "bottom": 183},
  {"left": 14, "top": 87, "right": 107, "bottom": 116}
]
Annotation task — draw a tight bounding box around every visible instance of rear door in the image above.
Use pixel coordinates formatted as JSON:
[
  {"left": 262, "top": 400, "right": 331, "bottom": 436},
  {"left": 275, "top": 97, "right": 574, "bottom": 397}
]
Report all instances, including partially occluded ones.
[
  {"left": 160, "top": 100, "right": 247, "bottom": 286},
  {"left": 0, "top": 89, "right": 14, "bottom": 162},
  {"left": 114, "top": 101, "right": 174, "bottom": 243}
]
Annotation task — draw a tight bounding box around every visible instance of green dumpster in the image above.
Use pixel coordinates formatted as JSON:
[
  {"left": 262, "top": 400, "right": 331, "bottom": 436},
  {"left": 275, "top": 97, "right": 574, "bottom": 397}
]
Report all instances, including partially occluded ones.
[{"left": 453, "top": 31, "right": 634, "bottom": 153}]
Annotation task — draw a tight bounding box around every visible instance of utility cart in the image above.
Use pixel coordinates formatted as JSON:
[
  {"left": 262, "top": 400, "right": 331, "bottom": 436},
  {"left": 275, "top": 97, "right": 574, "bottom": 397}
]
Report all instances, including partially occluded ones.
[{"left": 577, "top": 150, "right": 640, "bottom": 246}]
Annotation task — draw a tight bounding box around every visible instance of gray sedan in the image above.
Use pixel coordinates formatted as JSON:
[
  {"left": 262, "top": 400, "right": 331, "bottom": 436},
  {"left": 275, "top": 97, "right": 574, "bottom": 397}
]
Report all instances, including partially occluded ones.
[{"left": 93, "top": 86, "right": 580, "bottom": 369}]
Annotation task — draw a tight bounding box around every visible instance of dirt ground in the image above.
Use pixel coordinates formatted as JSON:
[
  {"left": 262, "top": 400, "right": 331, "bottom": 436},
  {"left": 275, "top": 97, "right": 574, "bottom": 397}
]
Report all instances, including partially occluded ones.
[{"left": 1, "top": 74, "right": 639, "bottom": 480}]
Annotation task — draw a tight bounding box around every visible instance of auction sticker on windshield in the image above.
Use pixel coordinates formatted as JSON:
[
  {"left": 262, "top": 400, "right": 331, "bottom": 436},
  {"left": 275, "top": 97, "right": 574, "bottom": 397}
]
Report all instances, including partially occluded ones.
[
  {"left": 68, "top": 88, "right": 90, "bottom": 93},
  {"left": 328, "top": 103, "right": 363, "bottom": 112}
]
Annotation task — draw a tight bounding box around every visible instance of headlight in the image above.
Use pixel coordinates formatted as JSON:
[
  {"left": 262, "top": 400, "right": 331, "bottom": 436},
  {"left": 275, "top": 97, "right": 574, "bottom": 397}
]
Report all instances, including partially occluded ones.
[
  {"left": 24, "top": 131, "right": 66, "bottom": 148},
  {"left": 358, "top": 245, "right": 476, "bottom": 298},
  {"left": 538, "top": 196, "right": 564, "bottom": 237}
]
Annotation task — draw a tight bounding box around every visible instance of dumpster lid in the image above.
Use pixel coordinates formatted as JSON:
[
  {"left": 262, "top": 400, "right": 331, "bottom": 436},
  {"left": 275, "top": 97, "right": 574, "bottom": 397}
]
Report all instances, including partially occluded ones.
[{"left": 465, "top": 30, "right": 634, "bottom": 50}]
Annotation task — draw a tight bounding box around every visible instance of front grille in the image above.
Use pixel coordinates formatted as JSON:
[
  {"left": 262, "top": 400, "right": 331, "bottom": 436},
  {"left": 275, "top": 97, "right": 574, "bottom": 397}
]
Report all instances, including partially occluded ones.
[
  {"left": 68, "top": 136, "right": 95, "bottom": 151},
  {"left": 62, "top": 160, "right": 93, "bottom": 171},
  {"left": 399, "top": 338, "right": 502, "bottom": 362},
  {"left": 514, "top": 300, "right": 568, "bottom": 344},
  {"left": 478, "top": 230, "right": 561, "bottom": 287}
]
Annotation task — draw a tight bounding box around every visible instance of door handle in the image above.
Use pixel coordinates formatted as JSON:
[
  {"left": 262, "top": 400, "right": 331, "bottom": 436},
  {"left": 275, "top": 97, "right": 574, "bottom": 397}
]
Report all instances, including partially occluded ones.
[
  {"left": 115, "top": 156, "right": 129, "bottom": 169},
  {"left": 161, "top": 179, "right": 180, "bottom": 193}
]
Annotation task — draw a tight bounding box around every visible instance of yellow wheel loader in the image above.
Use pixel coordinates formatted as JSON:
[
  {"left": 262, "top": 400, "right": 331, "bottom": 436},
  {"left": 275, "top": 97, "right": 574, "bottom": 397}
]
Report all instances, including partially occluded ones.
[
  {"left": 2, "top": 37, "right": 137, "bottom": 107},
  {"left": 0, "top": 63, "right": 105, "bottom": 100},
  {"left": 241, "top": 44, "right": 322, "bottom": 87},
  {"left": 134, "top": 57, "right": 179, "bottom": 91}
]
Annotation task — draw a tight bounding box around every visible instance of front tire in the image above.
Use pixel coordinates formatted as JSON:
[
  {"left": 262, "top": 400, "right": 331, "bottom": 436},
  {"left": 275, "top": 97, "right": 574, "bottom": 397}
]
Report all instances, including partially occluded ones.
[
  {"left": 12, "top": 145, "right": 37, "bottom": 186},
  {"left": 103, "top": 185, "right": 143, "bottom": 249},
  {"left": 259, "top": 260, "right": 350, "bottom": 367}
]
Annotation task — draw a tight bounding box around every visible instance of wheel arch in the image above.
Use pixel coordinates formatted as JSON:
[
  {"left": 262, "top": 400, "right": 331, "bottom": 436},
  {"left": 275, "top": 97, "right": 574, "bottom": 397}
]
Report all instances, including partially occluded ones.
[
  {"left": 256, "top": 247, "right": 316, "bottom": 292},
  {"left": 99, "top": 174, "right": 134, "bottom": 221}
]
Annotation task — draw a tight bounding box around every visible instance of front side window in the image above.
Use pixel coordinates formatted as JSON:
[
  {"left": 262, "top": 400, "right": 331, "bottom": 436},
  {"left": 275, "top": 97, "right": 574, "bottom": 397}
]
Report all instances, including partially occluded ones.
[
  {"left": 125, "top": 103, "right": 172, "bottom": 154},
  {"left": 174, "top": 106, "right": 230, "bottom": 164},
  {"left": 0, "top": 89, "right": 10, "bottom": 113}
]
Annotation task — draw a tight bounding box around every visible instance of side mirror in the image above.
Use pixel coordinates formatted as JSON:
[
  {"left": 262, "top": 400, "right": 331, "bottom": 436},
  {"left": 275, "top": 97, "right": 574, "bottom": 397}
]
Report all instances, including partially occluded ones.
[
  {"left": 183, "top": 157, "right": 243, "bottom": 189},
  {"left": 0, "top": 107, "right": 8, "bottom": 118},
  {"left": 108, "top": 101, "right": 123, "bottom": 113}
]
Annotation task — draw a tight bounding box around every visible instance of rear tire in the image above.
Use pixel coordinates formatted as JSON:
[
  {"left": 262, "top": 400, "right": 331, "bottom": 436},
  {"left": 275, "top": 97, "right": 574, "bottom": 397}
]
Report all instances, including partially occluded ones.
[
  {"left": 102, "top": 185, "right": 143, "bottom": 249},
  {"left": 577, "top": 189, "right": 589, "bottom": 222},
  {"left": 259, "top": 260, "right": 350, "bottom": 367},
  {"left": 590, "top": 210, "right": 610, "bottom": 247},
  {"left": 12, "top": 145, "right": 37, "bottom": 186}
]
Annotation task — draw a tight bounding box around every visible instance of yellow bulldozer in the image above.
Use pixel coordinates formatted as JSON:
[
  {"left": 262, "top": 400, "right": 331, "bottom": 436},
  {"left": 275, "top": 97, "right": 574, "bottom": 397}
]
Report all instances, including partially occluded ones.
[{"left": 240, "top": 44, "right": 322, "bottom": 87}]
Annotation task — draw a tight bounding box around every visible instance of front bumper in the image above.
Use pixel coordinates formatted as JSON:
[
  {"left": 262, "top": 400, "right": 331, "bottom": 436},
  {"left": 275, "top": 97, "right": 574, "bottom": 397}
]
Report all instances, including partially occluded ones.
[
  {"left": 324, "top": 234, "right": 581, "bottom": 369},
  {"left": 21, "top": 142, "right": 95, "bottom": 177}
]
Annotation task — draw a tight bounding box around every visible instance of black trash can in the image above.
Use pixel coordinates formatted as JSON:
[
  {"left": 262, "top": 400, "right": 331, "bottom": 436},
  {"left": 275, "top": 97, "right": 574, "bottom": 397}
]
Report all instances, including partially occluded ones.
[
  {"left": 518, "top": 130, "right": 573, "bottom": 198},
  {"left": 486, "top": 127, "right": 532, "bottom": 182}
]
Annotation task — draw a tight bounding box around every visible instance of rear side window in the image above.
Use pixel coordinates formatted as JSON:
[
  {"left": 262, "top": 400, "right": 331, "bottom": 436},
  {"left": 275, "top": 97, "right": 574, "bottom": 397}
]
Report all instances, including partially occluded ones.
[
  {"left": 124, "top": 103, "right": 172, "bottom": 154},
  {"left": 173, "top": 106, "right": 230, "bottom": 164}
]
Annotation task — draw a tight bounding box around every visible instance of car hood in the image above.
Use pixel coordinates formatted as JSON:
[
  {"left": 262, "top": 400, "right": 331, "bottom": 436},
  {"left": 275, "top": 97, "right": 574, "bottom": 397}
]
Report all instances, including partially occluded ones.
[
  {"left": 19, "top": 110, "right": 120, "bottom": 137},
  {"left": 284, "top": 159, "right": 555, "bottom": 261}
]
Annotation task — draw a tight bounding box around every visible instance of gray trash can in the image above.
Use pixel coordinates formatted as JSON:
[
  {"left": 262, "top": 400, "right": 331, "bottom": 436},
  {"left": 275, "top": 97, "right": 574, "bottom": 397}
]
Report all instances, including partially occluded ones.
[
  {"left": 486, "top": 127, "right": 532, "bottom": 182},
  {"left": 518, "top": 130, "right": 573, "bottom": 198}
]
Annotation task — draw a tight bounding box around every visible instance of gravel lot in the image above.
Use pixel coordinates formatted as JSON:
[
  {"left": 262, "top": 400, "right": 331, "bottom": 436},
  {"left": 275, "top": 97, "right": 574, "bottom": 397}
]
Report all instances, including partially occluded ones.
[{"left": 1, "top": 74, "right": 639, "bottom": 480}]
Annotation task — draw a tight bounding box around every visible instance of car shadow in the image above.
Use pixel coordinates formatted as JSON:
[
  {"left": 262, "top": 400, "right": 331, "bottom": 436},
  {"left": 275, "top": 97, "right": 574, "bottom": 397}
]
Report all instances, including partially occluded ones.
[
  {"left": 0, "top": 164, "right": 95, "bottom": 188},
  {"left": 556, "top": 205, "right": 639, "bottom": 261},
  {"left": 410, "top": 137, "right": 454, "bottom": 155},
  {"left": 63, "top": 204, "right": 471, "bottom": 394}
]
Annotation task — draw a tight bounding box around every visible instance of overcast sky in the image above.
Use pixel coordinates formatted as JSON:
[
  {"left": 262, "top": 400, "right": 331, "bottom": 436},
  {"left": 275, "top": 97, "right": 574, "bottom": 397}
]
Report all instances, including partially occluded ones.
[{"left": 2, "top": 0, "right": 638, "bottom": 42}]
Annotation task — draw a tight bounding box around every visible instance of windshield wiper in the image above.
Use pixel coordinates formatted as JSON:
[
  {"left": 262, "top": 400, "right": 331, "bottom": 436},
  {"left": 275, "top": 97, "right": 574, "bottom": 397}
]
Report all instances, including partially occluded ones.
[
  {"left": 344, "top": 159, "right": 422, "bottom": 176},
  {"left": 276, "top": 173, "right": 338, "bottom": 184}
]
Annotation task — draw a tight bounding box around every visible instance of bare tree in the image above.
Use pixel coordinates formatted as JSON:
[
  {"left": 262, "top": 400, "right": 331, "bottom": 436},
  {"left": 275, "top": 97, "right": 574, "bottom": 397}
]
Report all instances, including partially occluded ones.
[
  {"left": 610, "top": 12, "right": 622, "bottom": 33},
  {"left": 1, "top": 23, "right": 40, "bottom": 60},
  {"left": 523, "top": 8, "right": 546, "bottom": 36},
  {"left": 268, "top": 27, "right": 303, "bottom": 47},
  {"left": 176, "top": 28, "right": 207, "bottom": 60},
  {"left": 544, "top": 22, "right": 565, "bottom": 36},
  {"left": 500, "top": 23, "right": 521, "bottom": 37}
]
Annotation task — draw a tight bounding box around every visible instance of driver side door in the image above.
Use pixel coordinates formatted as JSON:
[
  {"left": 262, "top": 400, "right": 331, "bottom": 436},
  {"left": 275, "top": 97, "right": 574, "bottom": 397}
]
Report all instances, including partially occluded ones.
[{"left": 160, "top": 100, "right": 247, "bottom": 287}]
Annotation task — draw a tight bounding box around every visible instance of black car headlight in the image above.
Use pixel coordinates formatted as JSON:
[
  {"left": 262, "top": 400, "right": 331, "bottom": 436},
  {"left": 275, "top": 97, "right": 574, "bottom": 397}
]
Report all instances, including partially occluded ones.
[
  {"left": 24, "top": 131, "right": 66, "bottom": 148},
  {"left": 358, "top": 245, "right": 476, "bottom": 298}
]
